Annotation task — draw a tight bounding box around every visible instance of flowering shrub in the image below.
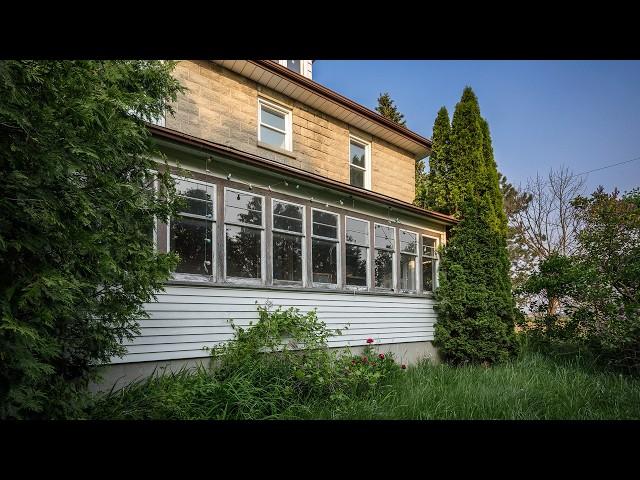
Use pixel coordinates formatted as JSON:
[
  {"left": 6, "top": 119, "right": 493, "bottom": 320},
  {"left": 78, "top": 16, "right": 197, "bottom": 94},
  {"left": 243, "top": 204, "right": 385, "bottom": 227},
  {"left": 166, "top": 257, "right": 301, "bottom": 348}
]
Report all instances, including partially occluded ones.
[{"left": 340, "top": 339, "right": 403, "bottom": 394}]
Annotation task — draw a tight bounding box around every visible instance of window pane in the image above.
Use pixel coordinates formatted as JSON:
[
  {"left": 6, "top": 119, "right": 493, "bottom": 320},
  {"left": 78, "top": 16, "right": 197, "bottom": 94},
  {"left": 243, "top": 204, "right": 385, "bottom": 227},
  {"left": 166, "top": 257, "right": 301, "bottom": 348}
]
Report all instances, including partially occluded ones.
[
  {"left": 423, "top": 237, "right": 436, "bottom": 257},
  {"left": 312, "top": 210, "right": 338, "bottom": 239},
  {"left": 273, "top": 201, "right": 303, "bottom": 233},
  {"left": 261, "top": 107, "right": 286, "bottom": 131},
  {"left": 423, "top": 258, "right": 434, "bottom": 292},
  {"left": 225, "top": 190, "right": 262, "bottom": 226},
  {"left": 286, "top": 60, "right": 302, "bottom": 73},
  {"left": 346, "top": 244, "right": 368, "bottom": 286},
  {"left": 346, "top": 217, "right": 369, "bottom": 246},
  {"left": 350, "top": 141, "right": 366, "bottom": 168},
  {"left": 375, "top": 249, "right": 394, "bottom": 289},
  {"left": 226, "top": 225, "right": 261, "bottom": 278},
  {"left": 400, "top": 253, "right": 416, "bottom": 291},
  {"left": 375, "top": 224, "right": 395, "bottom": 250},
  {"left": 260, "top": 125, "right": 286, "bottom": 149},
  {"left": 312, "top": 238, "right": 337, "bottom": 284},
  {"left": 400, "top": 231, "right": 417, "bottom": 254},
  {"left": 273, "top": 232, "right": 303, "bottom": 282},
  {"left": 350, "top": 166, "right": 364, "bottom": 188},
  {"left": 174, "top": 178, "right": 214, "bottom": 217},
  {"left": 170, "top": 217, "right": 213, "bottom": 275}
]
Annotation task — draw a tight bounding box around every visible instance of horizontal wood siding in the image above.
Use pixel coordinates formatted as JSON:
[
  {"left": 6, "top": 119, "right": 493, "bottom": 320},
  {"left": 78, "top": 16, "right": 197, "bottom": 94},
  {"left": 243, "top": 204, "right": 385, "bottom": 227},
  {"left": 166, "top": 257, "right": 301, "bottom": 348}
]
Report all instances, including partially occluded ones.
[{"left": 111, "top": 286, "right": 437, "bottom": 364}]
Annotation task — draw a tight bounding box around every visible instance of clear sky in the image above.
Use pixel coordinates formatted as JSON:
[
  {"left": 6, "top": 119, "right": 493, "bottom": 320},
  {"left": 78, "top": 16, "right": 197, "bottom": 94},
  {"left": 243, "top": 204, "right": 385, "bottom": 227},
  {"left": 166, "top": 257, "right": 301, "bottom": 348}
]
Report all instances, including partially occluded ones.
[{"left": 313, "top": 60, "right": 640, "bottom": 195}]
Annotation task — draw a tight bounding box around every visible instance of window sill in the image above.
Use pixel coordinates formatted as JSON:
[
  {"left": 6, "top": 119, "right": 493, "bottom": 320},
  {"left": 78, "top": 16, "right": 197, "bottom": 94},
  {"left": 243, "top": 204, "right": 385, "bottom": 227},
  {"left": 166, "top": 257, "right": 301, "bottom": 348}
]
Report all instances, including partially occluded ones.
[
  {"left": 165, "top": 279, "right": 435, "bottom": 299},
  {"left": 257, "top": 141, "right": 297, "bottom": 159}
]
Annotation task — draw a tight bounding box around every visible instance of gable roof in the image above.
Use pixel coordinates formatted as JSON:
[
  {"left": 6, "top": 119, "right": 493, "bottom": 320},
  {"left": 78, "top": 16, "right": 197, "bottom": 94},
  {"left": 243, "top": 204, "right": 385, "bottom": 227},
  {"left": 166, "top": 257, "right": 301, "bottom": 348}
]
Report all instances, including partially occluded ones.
[{"left": 211, "top": 60, "right": 432, "bottom": 160}]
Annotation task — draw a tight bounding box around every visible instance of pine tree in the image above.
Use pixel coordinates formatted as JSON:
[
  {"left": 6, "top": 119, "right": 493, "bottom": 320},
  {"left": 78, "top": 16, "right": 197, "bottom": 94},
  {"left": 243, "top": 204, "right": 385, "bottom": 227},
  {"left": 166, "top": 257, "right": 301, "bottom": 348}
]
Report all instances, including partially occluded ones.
[
  {"left": 375, "top": 92, "right": 406, "bottom": 126},
  {"left": 433, "top": 87, "right": 518, "bottom": 365},
  {"left": 416, "top": 107, "right": 452, "bottom": 214}
]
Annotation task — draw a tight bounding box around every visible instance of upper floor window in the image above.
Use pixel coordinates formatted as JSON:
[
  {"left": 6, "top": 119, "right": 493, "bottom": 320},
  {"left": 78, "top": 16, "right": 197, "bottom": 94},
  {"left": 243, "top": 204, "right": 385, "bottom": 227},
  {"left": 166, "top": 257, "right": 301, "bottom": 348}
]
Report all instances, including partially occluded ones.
[
  {"left": 169, "top": 177, "right": 215, "bottom": 278},
  {"left": 286, "top": 60, "right": 302, "bottom": 74},
  {"left": 258, "top": 98, "right": 292, "bottom": 152},
  {"left": 349, "top": 136, "right": 370, "bottom": 189}
]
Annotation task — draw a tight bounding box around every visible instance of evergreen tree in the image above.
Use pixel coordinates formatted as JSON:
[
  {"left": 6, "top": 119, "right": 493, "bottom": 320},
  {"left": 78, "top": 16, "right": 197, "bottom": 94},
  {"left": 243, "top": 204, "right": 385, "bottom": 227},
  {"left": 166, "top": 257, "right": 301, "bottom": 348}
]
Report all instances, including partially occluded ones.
[
  {"left": 375, "top": 92, "right": 406, "bottom": 126},
  {"left": 433, "top": 87, "right": 518, "bottom": 365},
  {"left": 416, "top": 107, "right": 452, "bottom": 214}
]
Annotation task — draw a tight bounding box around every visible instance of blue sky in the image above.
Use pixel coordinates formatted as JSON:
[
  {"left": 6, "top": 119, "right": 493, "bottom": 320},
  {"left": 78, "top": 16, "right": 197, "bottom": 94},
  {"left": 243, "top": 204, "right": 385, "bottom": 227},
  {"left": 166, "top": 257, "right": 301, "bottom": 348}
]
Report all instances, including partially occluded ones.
[{"left": 313, "top": 60, "right": 640, "bottom": 195}]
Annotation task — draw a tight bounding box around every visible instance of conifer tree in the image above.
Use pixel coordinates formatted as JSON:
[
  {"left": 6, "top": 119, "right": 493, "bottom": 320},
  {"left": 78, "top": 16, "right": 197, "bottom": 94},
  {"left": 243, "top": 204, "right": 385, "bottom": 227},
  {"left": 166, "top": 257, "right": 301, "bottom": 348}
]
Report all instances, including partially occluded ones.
[
  {"left": 433, "top": 87, "right": 518, "bottom": 365},
  {"left": 375, "top": 92, "right": 406, "bottom": 126},
  {"left": 416, "top": 107, "right": 452, "bottom": 214}
]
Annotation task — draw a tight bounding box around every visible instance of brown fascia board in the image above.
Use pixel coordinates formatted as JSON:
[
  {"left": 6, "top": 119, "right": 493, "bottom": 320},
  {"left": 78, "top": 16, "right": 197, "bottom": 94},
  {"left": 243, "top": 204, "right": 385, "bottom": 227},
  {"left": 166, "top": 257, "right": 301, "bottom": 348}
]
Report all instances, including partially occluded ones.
[
  {"left": 148, "top": 124, "right": 458, "bottom": 226},
  {"left": 247, "top": 60, "right": 433, "bottom": 158}
]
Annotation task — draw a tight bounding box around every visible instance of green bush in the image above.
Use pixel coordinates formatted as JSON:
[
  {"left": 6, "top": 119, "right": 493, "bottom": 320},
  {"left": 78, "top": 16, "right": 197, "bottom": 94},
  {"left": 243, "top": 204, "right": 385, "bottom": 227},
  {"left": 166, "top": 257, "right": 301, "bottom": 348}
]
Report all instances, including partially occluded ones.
[{"left": 91, "top": 304, "right": 402, "bottom": 420}]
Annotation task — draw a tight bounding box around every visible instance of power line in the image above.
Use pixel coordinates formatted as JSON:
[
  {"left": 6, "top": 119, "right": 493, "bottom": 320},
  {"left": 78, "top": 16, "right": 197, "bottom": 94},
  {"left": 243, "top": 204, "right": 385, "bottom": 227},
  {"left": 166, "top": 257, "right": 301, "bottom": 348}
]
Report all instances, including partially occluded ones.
[{"left": 573, "top": 155, "right": 640, "bottom": 178}]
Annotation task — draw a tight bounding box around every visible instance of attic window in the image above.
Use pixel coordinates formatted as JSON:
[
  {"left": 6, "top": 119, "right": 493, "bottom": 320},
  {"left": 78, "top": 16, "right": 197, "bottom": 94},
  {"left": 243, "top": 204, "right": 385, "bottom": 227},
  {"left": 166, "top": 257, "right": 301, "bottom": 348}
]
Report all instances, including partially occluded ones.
[{"left": 286, "top": 60, "right": 302, "bottom": 74}]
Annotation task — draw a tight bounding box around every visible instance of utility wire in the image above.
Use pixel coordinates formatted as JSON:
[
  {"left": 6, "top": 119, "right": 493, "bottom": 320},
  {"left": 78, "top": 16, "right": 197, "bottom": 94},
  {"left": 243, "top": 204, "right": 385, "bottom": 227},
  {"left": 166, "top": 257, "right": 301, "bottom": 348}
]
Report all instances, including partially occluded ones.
[{"left": 572, "top": 155, "right": 640, "bottom": 178}]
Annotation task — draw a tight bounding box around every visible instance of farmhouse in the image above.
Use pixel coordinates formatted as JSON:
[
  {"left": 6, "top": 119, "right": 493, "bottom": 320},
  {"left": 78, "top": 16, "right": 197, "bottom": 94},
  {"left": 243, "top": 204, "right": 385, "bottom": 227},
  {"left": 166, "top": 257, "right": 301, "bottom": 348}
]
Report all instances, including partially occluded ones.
[{"left": 98, "top": 60, "right": 458, "bottom": 389}]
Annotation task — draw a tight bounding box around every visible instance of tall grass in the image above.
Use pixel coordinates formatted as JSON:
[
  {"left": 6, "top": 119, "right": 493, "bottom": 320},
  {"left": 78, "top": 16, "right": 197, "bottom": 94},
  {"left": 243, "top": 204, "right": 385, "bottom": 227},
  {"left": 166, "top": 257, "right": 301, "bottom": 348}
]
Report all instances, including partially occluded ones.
[{"left": 91, "top": 351, "right": 640, "bottom": 420}]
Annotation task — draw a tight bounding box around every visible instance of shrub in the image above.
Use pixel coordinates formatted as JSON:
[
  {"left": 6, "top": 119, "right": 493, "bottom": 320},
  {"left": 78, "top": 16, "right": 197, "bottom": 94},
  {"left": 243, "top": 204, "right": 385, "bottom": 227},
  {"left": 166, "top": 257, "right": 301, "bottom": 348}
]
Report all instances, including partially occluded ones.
[{"left": 0, "top": 61, "right": 184, "bottom": 418}]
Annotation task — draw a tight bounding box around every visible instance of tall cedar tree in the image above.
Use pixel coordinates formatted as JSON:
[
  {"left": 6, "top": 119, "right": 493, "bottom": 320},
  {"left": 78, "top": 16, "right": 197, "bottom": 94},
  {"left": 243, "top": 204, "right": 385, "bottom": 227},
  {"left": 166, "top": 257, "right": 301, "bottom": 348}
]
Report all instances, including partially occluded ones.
[
  {"left": 433, "top": 87, "right": 518, "bottom": 364},
  {"left": 416, "top": 107, "right": 452, "bottom": 214},
  {"left": 0, "top": 61, "right": 184, "bottom": 418}
]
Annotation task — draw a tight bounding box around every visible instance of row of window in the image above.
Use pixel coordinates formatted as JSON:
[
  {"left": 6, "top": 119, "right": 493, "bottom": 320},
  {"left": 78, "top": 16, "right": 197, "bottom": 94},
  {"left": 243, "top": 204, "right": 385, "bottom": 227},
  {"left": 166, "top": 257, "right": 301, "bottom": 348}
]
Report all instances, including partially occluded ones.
[
  {"left": 258, "top": 98, "right": 371, "bottom": 190},
  {"left": 167, "top": 176, "right": 438, "bottom": 294}
]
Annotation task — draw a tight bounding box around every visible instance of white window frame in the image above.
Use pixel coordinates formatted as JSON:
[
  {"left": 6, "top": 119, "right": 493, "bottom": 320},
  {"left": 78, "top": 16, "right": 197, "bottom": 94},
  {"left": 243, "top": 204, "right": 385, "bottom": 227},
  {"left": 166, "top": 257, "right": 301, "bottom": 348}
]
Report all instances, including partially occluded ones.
[
  {"left": 311, "top": 207, "right": 341, "bottom": 288},
  {"left": 258, "top": 98, "right": 293, "bottom": 152},
  {"left": 271, "top": 198, "right": 306, "bottom": 287},
  {"left": 223, "top": 187, "right": 266, "bottom": 285},
  {"left": 344, "top": 215, "right": 370, "bottom": 290},
  {"left": 373, "top": 222, "right": 396, "bottom": 291},
  {"left": 349, "top": 135, "right": 371, "bottom": 190},
  {"left": 421, "top": 234, "right": 440, "bottom": 294},
  {"left": 167, "top": 176, "right": 216, "bottom": 282},
  {"left": 399, "top": 229, "right": 419, "bottom": 294}
]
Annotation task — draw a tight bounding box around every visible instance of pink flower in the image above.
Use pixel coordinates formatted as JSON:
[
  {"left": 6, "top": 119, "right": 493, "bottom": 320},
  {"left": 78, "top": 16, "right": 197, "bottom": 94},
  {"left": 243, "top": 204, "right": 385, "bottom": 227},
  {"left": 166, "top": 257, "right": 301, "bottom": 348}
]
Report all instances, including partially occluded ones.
[
  {"left": 378, "top": 353, "right": 385, "bottom": 360},
  {"left": 366, "top": 338, "right": 374, "bottom": 344},
  {"left": 401, "top": 364, "right": 407, "bottom": 369}
]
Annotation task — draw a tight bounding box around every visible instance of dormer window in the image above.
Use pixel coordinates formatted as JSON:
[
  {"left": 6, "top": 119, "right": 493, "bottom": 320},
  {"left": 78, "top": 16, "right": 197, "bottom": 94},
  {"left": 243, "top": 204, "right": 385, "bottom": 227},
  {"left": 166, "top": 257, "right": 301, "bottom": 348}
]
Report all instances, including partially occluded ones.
[
  {"left": 286, "top": 60, "right": 302, "bottom": 74},
  {"left": 349, "top": 136, "right": 371, "bottom": 189},
  {"left": 258, "top": 98, "right": 292, "bottom": 151}
]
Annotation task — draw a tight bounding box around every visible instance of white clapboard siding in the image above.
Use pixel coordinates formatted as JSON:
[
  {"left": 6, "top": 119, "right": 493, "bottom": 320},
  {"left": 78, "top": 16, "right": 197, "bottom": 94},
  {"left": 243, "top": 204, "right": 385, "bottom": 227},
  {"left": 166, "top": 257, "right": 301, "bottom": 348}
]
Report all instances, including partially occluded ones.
[{"left": 111, "top": 286, "right": 438, "bottom": 364}]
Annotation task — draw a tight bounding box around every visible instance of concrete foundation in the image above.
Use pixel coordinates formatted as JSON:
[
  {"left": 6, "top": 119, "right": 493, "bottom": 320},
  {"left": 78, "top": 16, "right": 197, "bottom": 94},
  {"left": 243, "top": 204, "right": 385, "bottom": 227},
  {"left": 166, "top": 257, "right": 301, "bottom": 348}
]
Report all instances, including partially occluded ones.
[{"left": 90, "top": 341, "right": 440, "bottom": 393}]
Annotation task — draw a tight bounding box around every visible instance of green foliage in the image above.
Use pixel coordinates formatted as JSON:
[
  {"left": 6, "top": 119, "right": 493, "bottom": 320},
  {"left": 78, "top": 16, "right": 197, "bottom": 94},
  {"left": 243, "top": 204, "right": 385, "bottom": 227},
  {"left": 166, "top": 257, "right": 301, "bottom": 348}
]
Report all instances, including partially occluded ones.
[
  {"left": 0, "top": 60, "right": 184, "bottom": 418},
  {"left": 432, "top": 87, "right": 518, "bottom": 365},
  {"left": 91, "top": 304, "right": 402, "bottom": 419},
  {"left": 416, "top": 107, "right": 452, "bottom": 213},
  {"left": 520, "top": 188, "right": 640, "bottom": 373},
  {"left": 375, "top": 92, "right": 406, "bottom": 126}
]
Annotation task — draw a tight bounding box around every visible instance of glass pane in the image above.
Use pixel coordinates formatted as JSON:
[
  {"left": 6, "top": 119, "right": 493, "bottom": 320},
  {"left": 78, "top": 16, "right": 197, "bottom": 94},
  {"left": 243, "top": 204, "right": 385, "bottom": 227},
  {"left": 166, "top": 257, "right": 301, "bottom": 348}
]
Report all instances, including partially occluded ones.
[
  {"left": 375, "top": 249, "right": 394, "bottom": 289},
  {"left": 375, "top": 224, "right": 395, "bottom": 250},
  {"left": 312, "top": 238, "right": 337, "bottom": 284},
  {"left": 273, "top": 201, "right": 303, "bottom": 233},
  {"left": 400, "top": 230, "right": 417, "bottom": 254},
  {"left": 400, "top": 253, "right": 417, "bottom": 291},
  {"left": 346, "top": 217, "right": 369, "bottom": 246},
  {"left": 312, "top": 210, "right": 338, "bottom": 239},
  {"left": 350, "top": 166, "right": 364, "bottom": 188},
  {"left": 170, "top": 217, "right": 213, "bottom": 275},
  {"left": 260, "top": 125, "right": 286, "bottom": 149},
  {"left": 346, "top": 245, "right": 368, "bottom": 287},
  {"left": 423, "top": 258, "right": 434, "bottom": 292},
  {"left": 261, "top": 106, "right": 286, "bottom": 131},
  {"left": 350, "top": 141, "right": 366, "bottom": 168},
  {"left": 179, "top": 197, "right": 213, "bottom": 218},
  {"left": 423, "top": 237, "right": 436, "bottom": 257},
  {"left": 286, "top": 60, "right": 302, "bottom": 73},
  {"left": 174, "top": 178, "right": 214, "bottom": 201},
  {"left": 225, "top": 190, "right": 262, "bottom": 226},
  {"left": 273, "top": 232, "right": 303, "bottom": 282},
  {"left": 226, "top": 225, "right": 261, "bottom": 278}
]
